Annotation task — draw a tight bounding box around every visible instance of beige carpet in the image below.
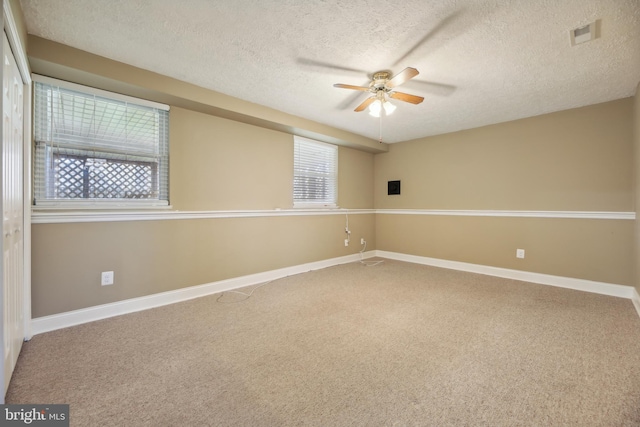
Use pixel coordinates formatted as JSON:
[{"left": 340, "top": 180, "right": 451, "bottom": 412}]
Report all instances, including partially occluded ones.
[{"left": 7, "top": 260, "right": 640, "bottom": 426}]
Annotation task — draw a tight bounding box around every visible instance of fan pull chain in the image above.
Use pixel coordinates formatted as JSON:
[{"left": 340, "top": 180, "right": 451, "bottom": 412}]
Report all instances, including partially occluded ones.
[{"left": 378, "top": 115, "right": 383, "bottom": 143}]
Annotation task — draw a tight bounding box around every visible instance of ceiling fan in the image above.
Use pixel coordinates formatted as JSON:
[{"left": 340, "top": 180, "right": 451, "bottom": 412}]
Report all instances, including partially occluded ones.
[{"left": 333, "top": 67, "right": 424, "bottom": 117}]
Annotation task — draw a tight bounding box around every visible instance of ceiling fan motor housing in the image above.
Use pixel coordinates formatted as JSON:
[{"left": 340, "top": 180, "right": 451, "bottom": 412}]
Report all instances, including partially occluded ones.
[{"left": 370, "top": 71, "right": 391, "bottom": 92}]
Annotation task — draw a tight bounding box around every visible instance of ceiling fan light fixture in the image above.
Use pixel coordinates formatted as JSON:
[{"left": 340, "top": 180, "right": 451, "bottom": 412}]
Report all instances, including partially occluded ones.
[
  {"left": 369, "top": 99, "right": 382, "bottom": 117},
  {"left": 383, "top": 100, "right": 396, "bottom": 115}
]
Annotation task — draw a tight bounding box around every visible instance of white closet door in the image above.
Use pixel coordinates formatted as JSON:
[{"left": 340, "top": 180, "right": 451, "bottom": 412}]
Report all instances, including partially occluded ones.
[{"left": 2, "top": 30, "right": 24, "bottom": 396}]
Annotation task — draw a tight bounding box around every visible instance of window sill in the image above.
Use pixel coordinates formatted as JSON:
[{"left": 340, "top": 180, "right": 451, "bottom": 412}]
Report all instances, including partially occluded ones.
[
  {"left": 292, "top": 203, "right": 338, "bottom": 209},
  {"left": 33, "top": 200, "right": 171, "bottom": 210}
]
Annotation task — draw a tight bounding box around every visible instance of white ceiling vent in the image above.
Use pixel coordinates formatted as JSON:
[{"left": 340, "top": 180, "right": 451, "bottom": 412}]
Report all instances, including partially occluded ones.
[{"left": 570, "top": 21, "right": 598, "bottom": 46}]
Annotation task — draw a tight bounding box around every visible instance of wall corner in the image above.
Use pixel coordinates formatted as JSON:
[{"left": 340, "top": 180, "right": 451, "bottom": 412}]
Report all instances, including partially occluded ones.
[{"left": 633, "top": 81, "right": 640, "bottom": 293}]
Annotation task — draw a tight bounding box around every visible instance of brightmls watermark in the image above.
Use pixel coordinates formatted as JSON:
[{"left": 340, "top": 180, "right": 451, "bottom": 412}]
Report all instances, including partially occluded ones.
[{"left": 1, "top": 405, "right": 69, "bottom": 426}]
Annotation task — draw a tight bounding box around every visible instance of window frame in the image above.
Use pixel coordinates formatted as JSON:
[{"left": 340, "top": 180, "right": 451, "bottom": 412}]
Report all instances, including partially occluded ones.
[
  {"left": 32, "top": 74, "right": 170, "bottom": 210},
  {"left": 293, "top": 136, "right": 338, "bottom": 209}
]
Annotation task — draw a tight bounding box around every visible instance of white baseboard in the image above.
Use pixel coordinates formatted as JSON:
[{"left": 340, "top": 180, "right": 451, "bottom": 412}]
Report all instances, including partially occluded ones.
[
  {"left": 632, "top": 289, "right": 640, "bottom": 319},
  {"left": 31, "top": 251, "right": 377, "bottom": 335},
  {"left": 375, "top": 250, "right": 637, "bottom": 300},
  {"left": 31, "top": 250, "right": 639, "bottom": 335}
]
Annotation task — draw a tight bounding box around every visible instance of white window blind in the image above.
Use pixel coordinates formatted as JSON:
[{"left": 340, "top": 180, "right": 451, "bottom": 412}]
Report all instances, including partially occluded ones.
[
  {"left": 33, "top": 75, "right": 169, "bottom": 207},
  {"left": 293, "top": 136, "right": 337, "bottom": 207}
]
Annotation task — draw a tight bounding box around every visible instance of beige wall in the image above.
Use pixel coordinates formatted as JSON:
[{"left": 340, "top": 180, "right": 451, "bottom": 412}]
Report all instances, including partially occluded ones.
[
  {"left": 32, "top": 214, "right": 375, "bottom": 317},
  {"left": 375, "top": 99, "right": 633, "bottom": 211},
  {"left": 338, "top": 146, "right": 375, "bottom": 209},
  {"left": 169, "top": 106, "right": 376, "bottom": 211},
  {"left": 634, "top": 82, "right": 640, "bottom": 293},
  {"left": 170, "top": 107, "right": 294, "bottom": 210},
  {"left": 29, "top": 42, "right": 376, "bottom": 317},
  {"left": 376, "top": 215, "right": 633, "bottom": 285},
  {"left": 374, "top": 99, "right": 635, "bottom": 286},
  {"left": 32, "top": 105, "right": 376, "bottom": 317}
]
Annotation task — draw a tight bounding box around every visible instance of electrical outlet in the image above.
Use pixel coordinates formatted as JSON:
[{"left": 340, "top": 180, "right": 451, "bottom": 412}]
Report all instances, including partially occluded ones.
[
  {"left": 101, "top": 271, "right": 114, "bottom": 286},
  {"left": 344, "top": 239, "right": 349, "bottom": 247},
  {"left": 516, "top": 249, "right": 525, "bottom": 259}
]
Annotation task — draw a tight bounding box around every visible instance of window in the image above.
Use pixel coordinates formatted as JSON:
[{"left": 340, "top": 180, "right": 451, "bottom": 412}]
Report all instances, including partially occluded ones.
[
  {"left": 33, "top": 75, "right": 169, "bottom": 208},
  {"left": 293, "top": 136, "right": 337, "bottom": 208}
]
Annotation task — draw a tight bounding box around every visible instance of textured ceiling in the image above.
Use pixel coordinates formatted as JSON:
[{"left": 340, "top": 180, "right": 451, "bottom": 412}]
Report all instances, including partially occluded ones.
[{"left": 19, "top": 0, "right": 640, "bottom": 143}]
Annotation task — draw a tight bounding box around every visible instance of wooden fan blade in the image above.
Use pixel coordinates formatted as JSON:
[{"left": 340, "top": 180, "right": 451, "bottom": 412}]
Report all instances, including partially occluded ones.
[
  {"left": 385, "top": 67, "right": 420, "bottom": 88},
  {"left": 334, "top": 83, "right": 371, "bottom": 92},
  {"left": 389, "top": 91, "right": 424, "bottom": 104},
  {"left": 355, "top": 97, "right": 376, "bottom": 112}
]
